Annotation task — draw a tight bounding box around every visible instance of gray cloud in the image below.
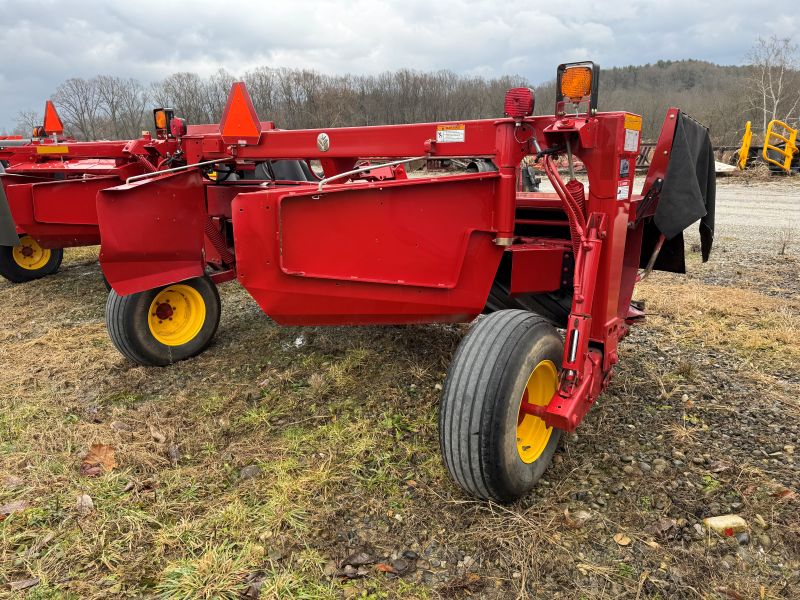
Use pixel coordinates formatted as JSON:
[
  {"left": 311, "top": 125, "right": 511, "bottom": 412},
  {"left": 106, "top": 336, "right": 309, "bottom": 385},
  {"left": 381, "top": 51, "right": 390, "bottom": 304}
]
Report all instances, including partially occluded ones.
[{"left": 0, "top": 0, "right": 794, "bottom": 131}]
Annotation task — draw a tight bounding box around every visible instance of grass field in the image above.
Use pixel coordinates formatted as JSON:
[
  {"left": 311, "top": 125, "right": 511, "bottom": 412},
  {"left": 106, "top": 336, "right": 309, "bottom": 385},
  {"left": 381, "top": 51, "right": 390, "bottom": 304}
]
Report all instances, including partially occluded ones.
[{"left": 1, "top": 178, "right": 798, "bottom": 599}]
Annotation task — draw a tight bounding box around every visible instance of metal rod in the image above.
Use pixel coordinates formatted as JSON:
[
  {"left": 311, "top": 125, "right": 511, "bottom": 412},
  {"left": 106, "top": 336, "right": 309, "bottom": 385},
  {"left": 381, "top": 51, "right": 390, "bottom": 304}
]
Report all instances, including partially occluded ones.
[
  {"left": 566, "top": 137, "right": 575, "bottom": 180},
  {"left": 639, "top": 233, "right": 666, "bottom": 281},
  {"left": 317, "top": 156, "right": 426, "bottom": 192},
  {"left": 125, "top": 158, "right": 234, "bottom": 184}
]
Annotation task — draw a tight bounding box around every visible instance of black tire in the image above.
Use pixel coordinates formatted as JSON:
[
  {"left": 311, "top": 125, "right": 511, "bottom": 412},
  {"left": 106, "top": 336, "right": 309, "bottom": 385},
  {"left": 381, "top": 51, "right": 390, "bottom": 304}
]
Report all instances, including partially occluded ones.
[
  {"left": 439, "top": 309, "right": 563, "bottom": 502},
  {"left": 0, "top": 236, "right": 63, "bottom": 283},
  {"left": 106, "top": 275, "right": 221, "bottom": 366},
  {"left": 485, "top": 280, "right": 572, "bottom": 328}
]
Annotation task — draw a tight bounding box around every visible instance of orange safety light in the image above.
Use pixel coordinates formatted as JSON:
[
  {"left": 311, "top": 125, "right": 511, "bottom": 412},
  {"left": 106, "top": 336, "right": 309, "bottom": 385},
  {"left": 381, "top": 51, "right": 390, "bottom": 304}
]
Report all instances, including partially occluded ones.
[
  {"left": 152, "top": 108, "right": 175, "bottom": 134},
  {"left": 561, "top": 67, "right": 593, "bottom": 103},
  {"left": 43, "top": 100, "right": 64, "bottom": 135},
  {"left": 555, "top": 61, "right": 599, "bottom": 115},
  {"left": 219, "top": 82, "right": 262, "bottom": 145},
  {"left": 154, "top": 109, "right": 168, "bottom": 129}
]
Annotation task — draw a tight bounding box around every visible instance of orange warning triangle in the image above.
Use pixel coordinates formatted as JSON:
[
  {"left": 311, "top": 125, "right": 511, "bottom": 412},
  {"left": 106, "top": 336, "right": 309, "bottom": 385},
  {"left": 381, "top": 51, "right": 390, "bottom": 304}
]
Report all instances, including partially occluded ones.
[
  {"left": 43, "top": 100, "right": 64, "bottom": 135},
  {"left": 219, "top": 82, "right": 262, "bottom": 145}
]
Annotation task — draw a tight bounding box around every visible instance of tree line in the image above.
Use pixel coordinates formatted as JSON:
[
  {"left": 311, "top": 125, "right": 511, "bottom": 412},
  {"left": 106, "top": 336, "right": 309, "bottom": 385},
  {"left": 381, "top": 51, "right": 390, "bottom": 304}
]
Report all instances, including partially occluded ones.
[
  {"left": 12, "top": 36, "right": 799, "bottom": 148},
  {"left": 13, "top": 69, "right": 528, "bottom": 141}
]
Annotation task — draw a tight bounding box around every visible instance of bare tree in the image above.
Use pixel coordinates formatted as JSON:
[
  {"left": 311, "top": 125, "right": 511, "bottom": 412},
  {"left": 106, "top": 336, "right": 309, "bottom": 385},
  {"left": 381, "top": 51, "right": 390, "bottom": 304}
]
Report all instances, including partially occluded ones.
[
  {"left": 53, "top": 77, "right": 102, "bottom": 140},
  {"left": 13, "top": 110, "right": 41, "bottom": 136},
  {"left": 747, "top": 36, "right": 800, "bottom": 133},
  {"left": 203, "top": 69, "right": 236, "bottom": 123},
  {"left": 96, "top": 75, "right": 125, "bottom": 138},
  {"left": 152, "top": 72, "right": 211, "bottom": 125},
  {"left": 116, "top": 78, "right": 149, "bottom": 138}
]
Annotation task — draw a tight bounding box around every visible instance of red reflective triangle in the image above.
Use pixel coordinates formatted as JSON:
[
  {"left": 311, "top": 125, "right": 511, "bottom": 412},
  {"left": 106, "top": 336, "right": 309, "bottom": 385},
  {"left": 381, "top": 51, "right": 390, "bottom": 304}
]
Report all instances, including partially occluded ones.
[
  {"left": 220, "top": 82, "right": 261, "bottom": 144},
  {"left": 43, "top": 100, "right": 64, "bottom": 135}
]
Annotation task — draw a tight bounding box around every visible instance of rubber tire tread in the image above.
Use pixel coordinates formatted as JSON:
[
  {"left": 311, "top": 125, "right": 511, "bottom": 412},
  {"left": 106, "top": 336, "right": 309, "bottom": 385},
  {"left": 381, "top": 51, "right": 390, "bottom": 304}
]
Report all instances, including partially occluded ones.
[
  {"left": 439, "top": 309, "right": 563, "bottom": 503},
  {"left": 105, "top": 276, "right": 221, "bottom": 367},
  {"left": 485, "top": 281, "right": 571, "bottom": 328}
]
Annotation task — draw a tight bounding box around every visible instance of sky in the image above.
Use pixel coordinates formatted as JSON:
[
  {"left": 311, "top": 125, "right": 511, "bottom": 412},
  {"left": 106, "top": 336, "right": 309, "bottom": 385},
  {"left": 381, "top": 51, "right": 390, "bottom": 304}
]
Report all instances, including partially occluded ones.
[{"left": 0, "top": 0, "right": 794, "bottom": 132}]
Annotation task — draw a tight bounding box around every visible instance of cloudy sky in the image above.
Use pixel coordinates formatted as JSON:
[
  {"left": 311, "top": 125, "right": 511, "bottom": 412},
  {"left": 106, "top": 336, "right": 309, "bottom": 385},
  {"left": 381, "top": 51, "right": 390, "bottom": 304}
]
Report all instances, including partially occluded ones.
[{"left": 0, "top": 0, "right": 794, "bottom": 131}]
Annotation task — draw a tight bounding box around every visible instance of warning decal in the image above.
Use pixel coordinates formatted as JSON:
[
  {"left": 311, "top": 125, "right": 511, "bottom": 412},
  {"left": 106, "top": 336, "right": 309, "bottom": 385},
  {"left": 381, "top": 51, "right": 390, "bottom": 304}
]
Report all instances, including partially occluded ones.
[
  {"left": 436, "top": 124, "right": 465, "bottom": 143},
  {"left": 624, "top": 129, "right": 640, "bottom": 152},
  {"left": 617, "top": 182, "right": 630, "bottom": 200}
]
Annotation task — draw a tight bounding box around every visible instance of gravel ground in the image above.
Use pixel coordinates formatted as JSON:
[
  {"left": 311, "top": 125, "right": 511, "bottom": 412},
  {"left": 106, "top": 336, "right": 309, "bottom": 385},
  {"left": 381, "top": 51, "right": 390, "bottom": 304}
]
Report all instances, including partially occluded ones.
[{"left": 0, "top": 175, "right": 798, "bottom": 599}]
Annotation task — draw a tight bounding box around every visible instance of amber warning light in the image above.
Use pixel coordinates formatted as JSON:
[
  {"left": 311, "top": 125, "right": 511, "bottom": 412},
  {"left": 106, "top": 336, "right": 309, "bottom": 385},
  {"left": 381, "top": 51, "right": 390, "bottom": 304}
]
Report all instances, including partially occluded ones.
[{"left": 555, "top": 61, "right": 599, "bottom": 115}]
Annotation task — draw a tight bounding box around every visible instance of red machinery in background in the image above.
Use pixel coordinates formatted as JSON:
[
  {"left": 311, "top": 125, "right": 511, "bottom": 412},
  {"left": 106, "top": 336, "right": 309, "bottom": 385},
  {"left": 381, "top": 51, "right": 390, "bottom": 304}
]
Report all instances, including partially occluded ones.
[
  {"left": 0, "top": 102, "right": 185, "bottom": 282},
  {"left": 1, "top": 62, "right": 714, "bottom": 502}
]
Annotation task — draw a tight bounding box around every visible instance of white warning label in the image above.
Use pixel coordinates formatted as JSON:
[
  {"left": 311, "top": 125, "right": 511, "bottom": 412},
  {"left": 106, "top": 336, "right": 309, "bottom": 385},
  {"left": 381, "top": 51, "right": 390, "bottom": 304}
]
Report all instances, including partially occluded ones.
[
  {"left": 624, "top": 128, "right": 640, "bottom": 152},
  {"left": 617, "top": 182, "right": 630, "bottom": 200},
  {"left": 436, "top": 124, "right": 465, "bottom": 143}
]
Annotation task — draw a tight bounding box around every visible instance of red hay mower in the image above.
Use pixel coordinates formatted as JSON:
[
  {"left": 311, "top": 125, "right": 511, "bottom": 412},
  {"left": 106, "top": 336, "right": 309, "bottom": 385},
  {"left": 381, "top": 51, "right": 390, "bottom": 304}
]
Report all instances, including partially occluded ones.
[{"left": 0, "top": 62, "right": 715, "bottom": 502}]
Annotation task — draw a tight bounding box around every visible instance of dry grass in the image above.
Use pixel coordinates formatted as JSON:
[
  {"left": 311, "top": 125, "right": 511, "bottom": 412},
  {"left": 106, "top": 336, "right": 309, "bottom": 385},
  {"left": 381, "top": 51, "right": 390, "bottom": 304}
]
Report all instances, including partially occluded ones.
[
  {"left": 1, "top": 235, "right": 799, "bottom": 598},
  {"left": 734, "top": 162, "right": 774, "bottom": 182},
  {"left": 637, "top": 278, "right": 800, "bottom": 374}
]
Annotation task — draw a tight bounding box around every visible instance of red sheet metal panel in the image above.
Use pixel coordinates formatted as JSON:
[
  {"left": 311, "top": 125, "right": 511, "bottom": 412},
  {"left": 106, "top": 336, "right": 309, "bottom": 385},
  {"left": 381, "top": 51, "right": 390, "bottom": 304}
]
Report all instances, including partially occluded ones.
[
  {"left": 32, "top": 176, "right": 119, "bottom": 225},
  {"left": 2, "top": 177, "right": 100, "bottom": 247},
  {"left": 3, "top": 182, "right": 34, "bottom": 231},
  {"left": 232, "top": 175, "right": 504, "bottom": 325},
  {"left": 98, "top": 170, "right": 206, "bottom": 295},
  {"left": 279, "top": 175, "right": 498, "bottom": 288},
  {"left": 508, "top": 239, "right": 571, "bottom": 295}
]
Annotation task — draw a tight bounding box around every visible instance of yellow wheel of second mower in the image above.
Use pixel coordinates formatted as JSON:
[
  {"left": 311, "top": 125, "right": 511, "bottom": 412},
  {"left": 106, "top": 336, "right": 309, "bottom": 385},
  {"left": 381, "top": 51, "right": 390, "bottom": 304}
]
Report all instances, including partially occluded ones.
[
  {"left": 106, "top": 276, "right": 221, "bottom": 366},
  {"left": 13, "top": 236, "right": 51, "bottom": 270},
  {"left": 0, "top": 235, "right": 63, "bottom": 283}
]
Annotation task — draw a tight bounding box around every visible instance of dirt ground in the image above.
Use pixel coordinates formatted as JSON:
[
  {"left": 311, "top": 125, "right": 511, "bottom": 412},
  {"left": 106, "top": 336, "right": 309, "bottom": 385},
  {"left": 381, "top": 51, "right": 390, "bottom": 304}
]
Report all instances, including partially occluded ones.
[{"left": 0, "top": 176, "right": 798, "bottom": 599}]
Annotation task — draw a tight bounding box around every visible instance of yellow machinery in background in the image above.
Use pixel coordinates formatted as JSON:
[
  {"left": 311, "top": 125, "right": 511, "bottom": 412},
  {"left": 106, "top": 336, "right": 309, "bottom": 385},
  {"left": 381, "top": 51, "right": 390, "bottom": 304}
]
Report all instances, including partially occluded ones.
[
  {"left": 737, "top": 121, "right": 753, "bottom": 170},
  {"left": 738, "top": 119, "right": 799, "bottom": 172},
  {"left": 763, "top": 120, "right": 798, "bottom": 172}
]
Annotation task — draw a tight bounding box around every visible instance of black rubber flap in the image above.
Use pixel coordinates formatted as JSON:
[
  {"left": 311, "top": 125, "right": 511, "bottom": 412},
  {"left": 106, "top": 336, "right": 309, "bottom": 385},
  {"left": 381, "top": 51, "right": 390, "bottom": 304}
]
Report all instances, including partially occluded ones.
[
  {"left": 0, "top": 166, "right": 21, "bottom": 247},
  {"left": 644, "top": 112, "right": 716, "bottom": 273}
]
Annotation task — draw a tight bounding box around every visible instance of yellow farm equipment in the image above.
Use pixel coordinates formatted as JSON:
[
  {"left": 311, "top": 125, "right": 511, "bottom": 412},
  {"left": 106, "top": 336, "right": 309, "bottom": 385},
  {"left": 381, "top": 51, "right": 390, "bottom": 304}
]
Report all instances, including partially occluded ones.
[{"left": 737, "top": 119, "right": 799, "bottom": 173}]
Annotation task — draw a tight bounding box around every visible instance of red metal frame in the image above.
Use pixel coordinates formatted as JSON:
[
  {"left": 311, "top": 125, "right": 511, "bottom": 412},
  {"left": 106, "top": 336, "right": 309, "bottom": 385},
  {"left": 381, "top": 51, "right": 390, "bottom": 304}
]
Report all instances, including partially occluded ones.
[
  {"left": 2, "top": 87, "right": 685, "bottom": 435},
  {"left": 1, "top": 131, "right": 179, "bottom": 248}
]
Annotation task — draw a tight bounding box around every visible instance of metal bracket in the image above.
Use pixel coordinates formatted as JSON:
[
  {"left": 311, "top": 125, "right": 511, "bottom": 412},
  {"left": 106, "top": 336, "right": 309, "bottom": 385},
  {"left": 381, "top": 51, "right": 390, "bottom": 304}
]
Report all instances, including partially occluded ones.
[
  {"left": 635, "top": 177, "right": 662, "bottom": 222},
  {"left": 560, "top": 250, "right": 575, "bottom": 291}
]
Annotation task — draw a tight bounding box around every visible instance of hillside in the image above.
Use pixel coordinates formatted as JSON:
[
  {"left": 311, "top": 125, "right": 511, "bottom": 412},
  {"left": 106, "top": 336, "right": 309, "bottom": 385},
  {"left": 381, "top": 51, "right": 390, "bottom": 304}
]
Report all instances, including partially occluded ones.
[
  {"left": 535, "top": 60, "right": 764, "bottom": 144},
  {"left": 12, "top": 59, "right": 798, "bottom": 147}
]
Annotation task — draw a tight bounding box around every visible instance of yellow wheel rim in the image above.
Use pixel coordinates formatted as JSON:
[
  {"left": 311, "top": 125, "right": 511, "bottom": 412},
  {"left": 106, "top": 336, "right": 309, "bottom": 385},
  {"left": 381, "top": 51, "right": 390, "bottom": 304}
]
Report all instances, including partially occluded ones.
[
  {"left": 147, "top": 284, "right": 206, "bottom": 346},
  {"left": 516, "top": 360, "right": 558, "bottom": 464},
  {"left": 12, "top": 236, "right": 52, "bottom": 271}
]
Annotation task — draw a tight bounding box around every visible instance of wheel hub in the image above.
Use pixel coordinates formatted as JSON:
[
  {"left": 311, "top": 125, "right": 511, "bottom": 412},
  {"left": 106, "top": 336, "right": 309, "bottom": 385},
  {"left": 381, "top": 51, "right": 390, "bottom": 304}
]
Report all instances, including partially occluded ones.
[
  {"left": 12, "top": 236, "right": 52, "bottom": 271},
  {"left": 154, "top": 302, "right": 174, "bottom": 321},
  {"left": 516, "top": 360, "right": 558, "bottom": 464},
  {"left": 147, "top": 284, "right": 206, "bottom": 346}
]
